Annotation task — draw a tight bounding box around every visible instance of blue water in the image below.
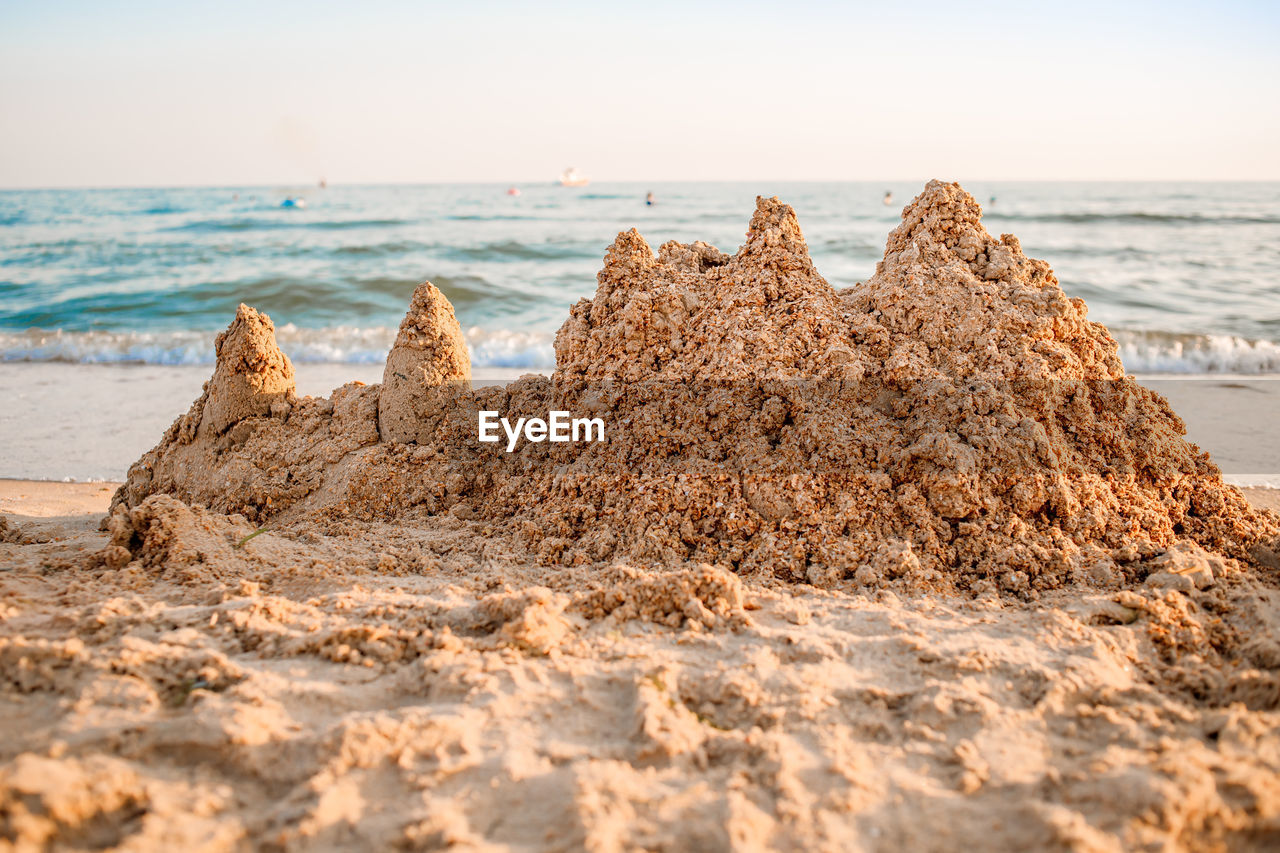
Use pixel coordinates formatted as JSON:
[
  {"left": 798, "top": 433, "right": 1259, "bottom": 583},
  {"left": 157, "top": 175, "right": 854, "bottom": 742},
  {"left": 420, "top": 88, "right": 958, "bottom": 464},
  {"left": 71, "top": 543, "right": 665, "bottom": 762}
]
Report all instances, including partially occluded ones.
[{"left": 2, "top": 182, "right": 1279, "bottom": 372}]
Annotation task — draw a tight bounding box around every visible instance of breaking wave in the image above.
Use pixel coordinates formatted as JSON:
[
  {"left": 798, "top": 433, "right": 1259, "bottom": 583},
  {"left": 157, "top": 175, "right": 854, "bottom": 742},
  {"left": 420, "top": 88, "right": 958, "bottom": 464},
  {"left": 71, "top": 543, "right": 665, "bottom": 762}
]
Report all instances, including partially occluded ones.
[
  {"left": 1112, "top": 330, "right": 1280, "bottom": 374},
  {"left": 0, "top": 326, "right": 557, "bottom": 369}
]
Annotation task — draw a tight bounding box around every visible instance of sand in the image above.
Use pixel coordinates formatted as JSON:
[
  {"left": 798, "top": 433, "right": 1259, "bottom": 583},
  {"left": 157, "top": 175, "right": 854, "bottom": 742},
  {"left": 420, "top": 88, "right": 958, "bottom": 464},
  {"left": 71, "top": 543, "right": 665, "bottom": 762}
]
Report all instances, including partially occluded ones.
[
  {"left": 4, "top": 182, "right": 1280, "bottom": 850},
  {"left": 2, "top": 479, "right": 1280, "bottom": 850}
]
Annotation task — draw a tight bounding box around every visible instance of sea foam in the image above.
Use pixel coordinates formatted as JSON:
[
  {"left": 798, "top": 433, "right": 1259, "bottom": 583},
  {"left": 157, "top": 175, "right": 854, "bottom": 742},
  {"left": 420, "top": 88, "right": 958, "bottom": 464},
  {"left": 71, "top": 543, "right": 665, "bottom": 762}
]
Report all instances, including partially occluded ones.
[
  {"left": 2, "top": 326, "right": 1277, "bottom": 375},
  {"left": 1112, "top": 330, "right": 1280, "bottom": 374},
  {"left": 0, "top": 326, "right": 557, "bottom": 369}
]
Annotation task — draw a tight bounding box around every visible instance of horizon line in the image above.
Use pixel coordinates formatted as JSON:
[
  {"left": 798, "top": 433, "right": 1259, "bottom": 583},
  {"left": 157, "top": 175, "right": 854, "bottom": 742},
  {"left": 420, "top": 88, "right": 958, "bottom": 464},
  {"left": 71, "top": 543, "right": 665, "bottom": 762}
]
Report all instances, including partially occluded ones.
[{"left": 5, "top": 178, "right": 1280, "bottom": 192}]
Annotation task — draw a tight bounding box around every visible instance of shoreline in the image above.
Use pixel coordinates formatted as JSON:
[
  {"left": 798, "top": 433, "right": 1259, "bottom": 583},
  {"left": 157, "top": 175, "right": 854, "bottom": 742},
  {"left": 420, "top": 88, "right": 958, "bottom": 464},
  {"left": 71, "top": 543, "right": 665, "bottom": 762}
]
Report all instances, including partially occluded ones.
[{"left": 4, "top": 361, "right": 1279, "bottom": 485}]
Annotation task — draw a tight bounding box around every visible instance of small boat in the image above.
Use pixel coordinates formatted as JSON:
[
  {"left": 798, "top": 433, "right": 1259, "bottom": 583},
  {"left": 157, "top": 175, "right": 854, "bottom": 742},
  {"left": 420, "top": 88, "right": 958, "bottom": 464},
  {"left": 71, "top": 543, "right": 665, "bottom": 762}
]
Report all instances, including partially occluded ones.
[{"left": 559, "top": 167, "right": 589, "bottom": 187}]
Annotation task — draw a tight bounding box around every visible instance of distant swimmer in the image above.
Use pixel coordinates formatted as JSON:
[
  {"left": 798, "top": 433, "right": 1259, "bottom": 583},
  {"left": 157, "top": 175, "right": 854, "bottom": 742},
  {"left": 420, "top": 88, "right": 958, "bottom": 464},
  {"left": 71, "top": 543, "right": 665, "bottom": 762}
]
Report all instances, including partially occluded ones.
[
  {"left": 989, "top": 195, "right": 997, "bottom": 207},
  {"left": 882, "top": 191, "right": 893, "bottom": 206},
  {"left": 318, "top": 177, "right": 327, "bottom": 189},
  {"left": 507, "top": 187, "right": 521, "bottom": 196},
  {"left": 280, "top": 197, "right": 307, "bottom": 209},
  {"left": 646, "top": 191, "right": 655, "bottom": 206}
]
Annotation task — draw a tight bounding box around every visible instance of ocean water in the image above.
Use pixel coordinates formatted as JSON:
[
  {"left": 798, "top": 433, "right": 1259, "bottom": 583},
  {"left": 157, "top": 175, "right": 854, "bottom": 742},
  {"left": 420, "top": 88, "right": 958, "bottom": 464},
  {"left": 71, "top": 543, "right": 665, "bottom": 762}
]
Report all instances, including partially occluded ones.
[{"left": 2, "top": 181, "right": 1279, "bottom": 373}]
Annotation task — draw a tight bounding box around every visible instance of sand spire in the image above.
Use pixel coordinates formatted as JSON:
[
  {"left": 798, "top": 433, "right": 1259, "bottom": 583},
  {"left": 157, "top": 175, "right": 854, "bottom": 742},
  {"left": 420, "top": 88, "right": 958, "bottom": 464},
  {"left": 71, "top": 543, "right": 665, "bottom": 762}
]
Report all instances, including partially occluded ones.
[
  {"left": 378, "top": 280, "right": 471, "bottom": 444},
  {"left": 738, "top": 195, "right": 814, "bottom": 273},
  {"left": 199, "top": 304, "right": 295, "bottom": 436}
]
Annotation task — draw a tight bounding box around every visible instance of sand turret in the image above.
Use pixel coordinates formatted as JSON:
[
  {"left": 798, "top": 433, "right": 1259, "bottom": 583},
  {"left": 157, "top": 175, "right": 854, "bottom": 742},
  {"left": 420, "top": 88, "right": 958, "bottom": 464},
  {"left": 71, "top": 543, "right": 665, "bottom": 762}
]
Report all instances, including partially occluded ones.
[
  {"left": 200, "top": 304, "right": 296, "bottom": 436},
  {"left": 378, "top": 280, "right": 471, "bottom": 444},
  {"left": 737, "top": 195, "right": 816, "bottom": 275}
]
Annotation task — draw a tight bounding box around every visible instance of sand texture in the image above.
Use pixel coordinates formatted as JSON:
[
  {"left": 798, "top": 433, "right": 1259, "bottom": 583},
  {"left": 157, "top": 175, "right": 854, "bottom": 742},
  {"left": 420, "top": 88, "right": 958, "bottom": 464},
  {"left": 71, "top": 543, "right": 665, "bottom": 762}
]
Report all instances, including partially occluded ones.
[{"left": 4, "top": 181, "right": 1280, "bottom": 851}]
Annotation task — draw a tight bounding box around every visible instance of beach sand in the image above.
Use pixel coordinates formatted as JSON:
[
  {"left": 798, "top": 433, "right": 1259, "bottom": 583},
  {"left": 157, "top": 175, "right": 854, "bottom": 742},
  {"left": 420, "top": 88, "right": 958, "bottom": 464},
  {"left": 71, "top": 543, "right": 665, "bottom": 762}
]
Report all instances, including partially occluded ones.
[
  {"left": 4, "top": 182, "right": 1280, "bottom": 851},
  {"left": 2, "top": 479, "right": 1279, "bottom": 850}
]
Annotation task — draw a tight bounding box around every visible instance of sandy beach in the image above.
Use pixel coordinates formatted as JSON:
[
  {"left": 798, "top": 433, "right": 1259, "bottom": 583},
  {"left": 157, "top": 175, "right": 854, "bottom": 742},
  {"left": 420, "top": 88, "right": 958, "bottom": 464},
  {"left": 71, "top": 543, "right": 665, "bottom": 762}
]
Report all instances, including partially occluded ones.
[
  {"left": 5, "top": 0, "right": 1280, "bottom": 843},
  {"left": 3, "top": 477, "right": 1279, "bottom": 850},
  {"left": 3, "top": 182, "right": 1280, "bottom": 851}
]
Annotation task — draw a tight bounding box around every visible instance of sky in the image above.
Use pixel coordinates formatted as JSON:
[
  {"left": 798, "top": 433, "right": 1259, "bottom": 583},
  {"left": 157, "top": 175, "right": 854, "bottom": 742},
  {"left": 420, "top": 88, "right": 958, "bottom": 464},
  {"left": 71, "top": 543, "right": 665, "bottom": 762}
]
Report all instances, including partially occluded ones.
[{"left": 1, "top": 0, "right": 1278, "bottom": 187}]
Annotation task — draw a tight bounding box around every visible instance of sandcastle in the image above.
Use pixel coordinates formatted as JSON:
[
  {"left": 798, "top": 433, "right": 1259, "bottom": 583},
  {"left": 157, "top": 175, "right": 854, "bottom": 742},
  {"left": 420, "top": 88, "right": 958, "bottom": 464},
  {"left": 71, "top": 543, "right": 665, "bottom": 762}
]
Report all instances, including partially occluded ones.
[{"left": 109, "top": 181, "right": 1279, "bottom": 593}]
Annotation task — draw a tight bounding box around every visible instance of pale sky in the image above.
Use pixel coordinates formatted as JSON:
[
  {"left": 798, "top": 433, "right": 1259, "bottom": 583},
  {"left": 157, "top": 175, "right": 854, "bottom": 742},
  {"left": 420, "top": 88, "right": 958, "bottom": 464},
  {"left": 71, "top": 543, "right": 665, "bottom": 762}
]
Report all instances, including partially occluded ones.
[{"left": 1, "top": 0, "right": 1277, "bottom": 187}]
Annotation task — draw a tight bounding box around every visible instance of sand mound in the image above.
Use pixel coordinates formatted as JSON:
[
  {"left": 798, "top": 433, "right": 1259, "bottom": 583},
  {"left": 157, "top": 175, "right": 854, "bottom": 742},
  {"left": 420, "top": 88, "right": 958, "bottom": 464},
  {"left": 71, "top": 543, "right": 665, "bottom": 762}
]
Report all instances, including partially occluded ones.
[{"left": 110, "top": 181, "right": 1279, "bottom": 594}]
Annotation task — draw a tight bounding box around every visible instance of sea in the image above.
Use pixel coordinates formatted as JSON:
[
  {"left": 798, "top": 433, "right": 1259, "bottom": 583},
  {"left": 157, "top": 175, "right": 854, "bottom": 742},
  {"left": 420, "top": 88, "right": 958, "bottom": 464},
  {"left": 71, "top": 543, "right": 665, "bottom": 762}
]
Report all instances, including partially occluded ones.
[{"left": 1, "top": 181, "right": 1278, "bottom": 481}]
